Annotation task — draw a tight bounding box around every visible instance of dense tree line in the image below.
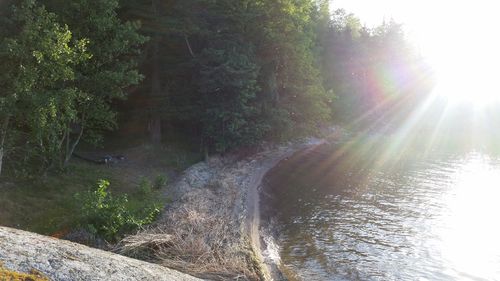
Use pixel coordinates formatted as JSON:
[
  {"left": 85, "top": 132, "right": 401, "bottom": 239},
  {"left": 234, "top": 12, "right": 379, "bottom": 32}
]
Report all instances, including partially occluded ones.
[
  {"left": 320, "top": 13, "right": 434, "bottom": 127},
  {"left": 0, "top": 0, "right": 432, "bottom": 176},
  {"left": 121, "top": 0, "right": 334, "bottom": 152},
  {"left": 0, "top": 0, "right": 145, "bottom": 175}
]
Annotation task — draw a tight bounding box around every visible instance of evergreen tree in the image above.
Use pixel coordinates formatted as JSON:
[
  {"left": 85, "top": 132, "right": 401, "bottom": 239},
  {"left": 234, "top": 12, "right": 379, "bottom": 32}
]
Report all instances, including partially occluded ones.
[
  {"left": 191, "top": 0, "right": 266, "bottom": 153},
  {"left": 252, "top": 0, "right": 332, "bottom": 139}
]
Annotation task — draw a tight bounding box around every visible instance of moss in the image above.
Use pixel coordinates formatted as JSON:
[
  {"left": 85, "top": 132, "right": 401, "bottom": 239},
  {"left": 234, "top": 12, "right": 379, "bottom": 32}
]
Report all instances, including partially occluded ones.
[{"left": 0, "top": 264, "right": 50, "bottom": 281}]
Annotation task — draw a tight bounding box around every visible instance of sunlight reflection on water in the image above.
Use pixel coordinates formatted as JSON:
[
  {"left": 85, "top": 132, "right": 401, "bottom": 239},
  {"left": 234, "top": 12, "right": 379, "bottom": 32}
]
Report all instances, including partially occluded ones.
[
  {"left": 264, "top": 149, "right": 500, "bottom": 280},
  {"left": 439, "top": 154, "right": 500, "bottom": 281}
]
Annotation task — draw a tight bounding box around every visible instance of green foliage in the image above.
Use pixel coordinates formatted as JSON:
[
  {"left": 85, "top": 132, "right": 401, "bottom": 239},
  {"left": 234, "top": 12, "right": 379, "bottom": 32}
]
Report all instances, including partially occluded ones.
[
  {"left": 40, "top": 0, "right": 147, "bottom": 155},
  {"left": 42, "top": 0, "right": 147, "bottom": 99},
  {"left": 76, "top": 179, "right": 160, "bottom": 242},
  {"left": 0, "top": 0, "right": 146, "bottom": 176},
  {"left": 0, "top": 0, "right": 90, "bottom": 172},
  {"left": 0, "top": 0, "right": 430, "bottom": 175},
  {"left": 154, "top": 174, "right": 168, "bottom": 189},
  {"left": 136, "top": 0, "right": 331, "bottom": 153},
  {"left": 322, "top": 16, "right": 434, "bottom": 126},
  {"left": 197, "top": 46, "right": 265, "bottom": 151},
  {"left": 137, "top": 176, "right": 153, "bottom": 197}
]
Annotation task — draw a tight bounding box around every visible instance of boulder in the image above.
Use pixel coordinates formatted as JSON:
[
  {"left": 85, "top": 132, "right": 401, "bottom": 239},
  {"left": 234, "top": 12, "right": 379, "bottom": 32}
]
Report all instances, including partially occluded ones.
[{"left": 0, "top": 227, "right": 202, "bottom": 281}]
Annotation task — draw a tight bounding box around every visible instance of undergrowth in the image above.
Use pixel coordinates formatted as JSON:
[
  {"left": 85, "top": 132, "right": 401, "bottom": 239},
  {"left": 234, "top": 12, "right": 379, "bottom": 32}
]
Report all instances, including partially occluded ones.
[{"left": 75, "top": 179, "right": 161, "bottom": 242}]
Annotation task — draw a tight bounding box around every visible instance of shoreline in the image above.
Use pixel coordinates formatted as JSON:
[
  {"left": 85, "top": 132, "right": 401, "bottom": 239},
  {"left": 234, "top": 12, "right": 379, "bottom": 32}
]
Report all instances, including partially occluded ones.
[
  {"left": 248, "top": 126, "right": 349, "bottom": 279},
  {"left": 120, "top": 127, "right": 345, "bottom": 280},
  {"left": 0, "top": 143, "right": 315, "bottom": 281},
  {"left": 245, "top": 139, "right": 326, "bottom": 280},
  {"left": 0, "top": 128, "right": 345, "bottom": 281}
]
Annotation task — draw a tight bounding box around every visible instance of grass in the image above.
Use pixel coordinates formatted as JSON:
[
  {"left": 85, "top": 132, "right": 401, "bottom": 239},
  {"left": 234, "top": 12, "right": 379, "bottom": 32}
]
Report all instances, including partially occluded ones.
[
  {"left": 0, "top": 161, "right": 164, "bottom": 236},
  {"left": 0, "top": 135, "right": 202, "bottom": 239},
  {"left": 119, "top": 173, "right": 260, "bottom": 280},
  {"left": 0, "top": 162, "right": 115, "bottom": 235}
]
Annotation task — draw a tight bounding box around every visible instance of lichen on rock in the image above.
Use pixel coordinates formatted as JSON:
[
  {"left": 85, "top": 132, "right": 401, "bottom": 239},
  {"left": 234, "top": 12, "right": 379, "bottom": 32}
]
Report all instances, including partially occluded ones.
[
  {"left": 0, "top": 263, "right": 50, "bottom": 281},
  {"left": 0, "top": 227, "right": 201, "bottom": 281}
]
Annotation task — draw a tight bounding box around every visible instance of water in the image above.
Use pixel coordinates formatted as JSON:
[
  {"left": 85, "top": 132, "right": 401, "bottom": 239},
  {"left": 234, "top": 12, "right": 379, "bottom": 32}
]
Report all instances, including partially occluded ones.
[{"left": 262, "top": 140, "right": 500, "bottom": 281}]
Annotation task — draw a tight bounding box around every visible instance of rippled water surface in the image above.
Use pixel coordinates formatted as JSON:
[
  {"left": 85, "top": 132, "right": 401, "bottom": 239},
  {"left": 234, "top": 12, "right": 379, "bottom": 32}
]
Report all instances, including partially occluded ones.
[{"left": 262, "top": 142, "right": 500, "bottom": 281}]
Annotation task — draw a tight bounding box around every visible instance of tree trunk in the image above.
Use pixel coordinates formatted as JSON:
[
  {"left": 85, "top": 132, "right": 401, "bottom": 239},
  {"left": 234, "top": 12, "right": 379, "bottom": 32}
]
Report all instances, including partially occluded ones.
[
  {"left": 184, "top": 35, "right": 195, "bottom": 58},
  {"left": 64, "top": 125, "right": 84, "bottom": 166},
  {"left": 0, "top": 145, "right": 4, "bottom": 177},
  {"left": 149, "top": 0, "right": 162, "bottom": 145},
  {"left": 0, "top": 116, "right": 10, "bottom": 177},
  {"left": 149, "top": 42, "right": 162, "bottom": 145},
  {"left": 204, "top": 144, "right": 209, "bottom": 162},
  {"left": 148, "top": 116, "right": 161, "bottom": 145}
]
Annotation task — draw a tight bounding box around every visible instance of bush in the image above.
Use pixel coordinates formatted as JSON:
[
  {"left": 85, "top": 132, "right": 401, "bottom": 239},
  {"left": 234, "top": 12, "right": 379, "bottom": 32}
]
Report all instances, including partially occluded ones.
[
  {"left": 138, "top": 177, "right": 153, "bottom": 196},
  {"left": 154, "top": 174, "right": 168, "bottom": 189},
  {"left": 76, "top": 179, "right": 161, "bottom": 242}
]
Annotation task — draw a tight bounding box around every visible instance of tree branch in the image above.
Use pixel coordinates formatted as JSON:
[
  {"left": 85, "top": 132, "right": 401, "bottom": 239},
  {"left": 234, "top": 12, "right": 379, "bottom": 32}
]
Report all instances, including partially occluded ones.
[
  {"left": 0, "top": 116, "right": 10, "bottom": 176},
  {"left": 64, "top": 126, "right": 84, "bottom": 166},
  {"left": 184, "top": 35, "right": 195, "bottom": 58}
]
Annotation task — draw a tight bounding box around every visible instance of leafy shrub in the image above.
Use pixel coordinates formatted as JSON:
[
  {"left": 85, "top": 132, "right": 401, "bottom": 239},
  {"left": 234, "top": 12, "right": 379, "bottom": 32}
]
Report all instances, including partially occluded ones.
[
  {"left": 76, "top": 179, "right": 160, "bottom": 242},
  {"left": 154, "top": 174, "right": 168, "bottom": 189},
  {"left": 138, "top": 177, "right": 153, "bottom": 196}
]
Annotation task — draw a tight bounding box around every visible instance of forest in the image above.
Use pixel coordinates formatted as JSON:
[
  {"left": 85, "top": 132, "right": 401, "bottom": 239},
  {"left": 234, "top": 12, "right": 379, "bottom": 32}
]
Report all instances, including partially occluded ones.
[
  {"left": 7, "top": 1, "right": 500, "bottom": 280},
  {"left": 0, "top": 1, "right": 443, "bottom": 279},
  {"left": 0, "top": 0, "right": 434, "bottom": 177}
]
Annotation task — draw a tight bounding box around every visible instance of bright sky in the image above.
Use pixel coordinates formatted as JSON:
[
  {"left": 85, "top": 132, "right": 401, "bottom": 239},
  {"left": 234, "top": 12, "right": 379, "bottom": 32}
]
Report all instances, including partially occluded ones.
[{"left": 332, "top": 0, "right": 500, "bottom": 104}]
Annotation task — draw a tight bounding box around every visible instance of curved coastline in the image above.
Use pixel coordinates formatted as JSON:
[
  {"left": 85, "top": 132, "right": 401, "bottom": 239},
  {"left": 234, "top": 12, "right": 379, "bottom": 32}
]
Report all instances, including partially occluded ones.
[
  {"left": 118, "top": 127, "right": 344, "bottom": 280},
  {"left": 0, "top": 143, "right": 315, "bottom": 281},
  {"left": 245, "top": 140, "right": 325, "bottom": 279},
  {"left": 249, "top": 126, "right": 349, "bottom": 280},
  {"left": 248, "top": 137, "right": 340, "bottom": 280},
  {"left": 0, "top": 126, "right": 344, "bottom": 280}
]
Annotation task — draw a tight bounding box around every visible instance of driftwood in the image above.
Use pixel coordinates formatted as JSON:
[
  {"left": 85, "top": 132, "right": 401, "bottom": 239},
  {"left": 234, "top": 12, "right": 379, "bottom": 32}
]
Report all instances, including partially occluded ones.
[{"left": 72, "top": 153, "right": 126, "bottom": 165}]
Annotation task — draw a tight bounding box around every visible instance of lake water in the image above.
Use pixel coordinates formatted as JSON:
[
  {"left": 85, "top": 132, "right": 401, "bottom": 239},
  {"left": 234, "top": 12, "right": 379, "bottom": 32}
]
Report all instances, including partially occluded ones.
[{"left": 262, "top": 139, "right": 500, "bottom": 281}]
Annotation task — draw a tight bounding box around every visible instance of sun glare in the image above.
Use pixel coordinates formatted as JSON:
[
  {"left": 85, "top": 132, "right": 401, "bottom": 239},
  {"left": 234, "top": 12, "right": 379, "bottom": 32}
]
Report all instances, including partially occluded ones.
[
  {"left": 429, "top": 29, "right": 500, "bottom": 105},
  {"left": 335, "top": 0, "right": 500, "bottom": 106},
  {"left": 408, "top": 1, "right": 500, "bottom": 106},
  {"left": 440, "top": 155, "right": 500, "bottom": 280}
]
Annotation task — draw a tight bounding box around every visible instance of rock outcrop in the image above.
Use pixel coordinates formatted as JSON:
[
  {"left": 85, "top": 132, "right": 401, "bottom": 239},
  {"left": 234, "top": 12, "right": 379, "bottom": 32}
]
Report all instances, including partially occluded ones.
[{"left": 0, "top": 227, "right": 201, "bottom": 281}]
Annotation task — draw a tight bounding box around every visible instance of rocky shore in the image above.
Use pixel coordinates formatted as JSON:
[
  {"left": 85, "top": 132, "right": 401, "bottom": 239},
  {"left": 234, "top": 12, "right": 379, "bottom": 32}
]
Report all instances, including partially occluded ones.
[
  {"left": 120, "top": 127, "right": 345, "bottom": 280},
  {"left": 0, "top": 127, "right": 346, "bottom": 281}
]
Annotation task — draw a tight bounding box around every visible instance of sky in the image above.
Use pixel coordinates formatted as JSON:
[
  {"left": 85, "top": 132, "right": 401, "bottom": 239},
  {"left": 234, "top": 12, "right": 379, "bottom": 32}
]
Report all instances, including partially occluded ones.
[
  {"left": 331, "top": 0, "right": 495, "bottom": 53},
  {"left": 332, "top": 0, "right": 500, "bottom": 102}
]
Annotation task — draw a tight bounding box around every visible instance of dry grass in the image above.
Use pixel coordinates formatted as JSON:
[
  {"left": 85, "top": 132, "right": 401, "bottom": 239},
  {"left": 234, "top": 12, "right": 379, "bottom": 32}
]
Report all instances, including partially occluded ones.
[
  {"left": 116, "top": 132, "right": 335, "bottom": 280},
  {"left": 119, "top": 175, "right": 260, "bottom": 280}
]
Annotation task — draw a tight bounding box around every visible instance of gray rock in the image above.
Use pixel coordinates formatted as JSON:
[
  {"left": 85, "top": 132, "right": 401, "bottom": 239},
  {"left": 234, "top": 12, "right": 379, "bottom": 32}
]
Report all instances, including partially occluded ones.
[{"left": 0, "top": 226, "right": 202, "bottom": 281}]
